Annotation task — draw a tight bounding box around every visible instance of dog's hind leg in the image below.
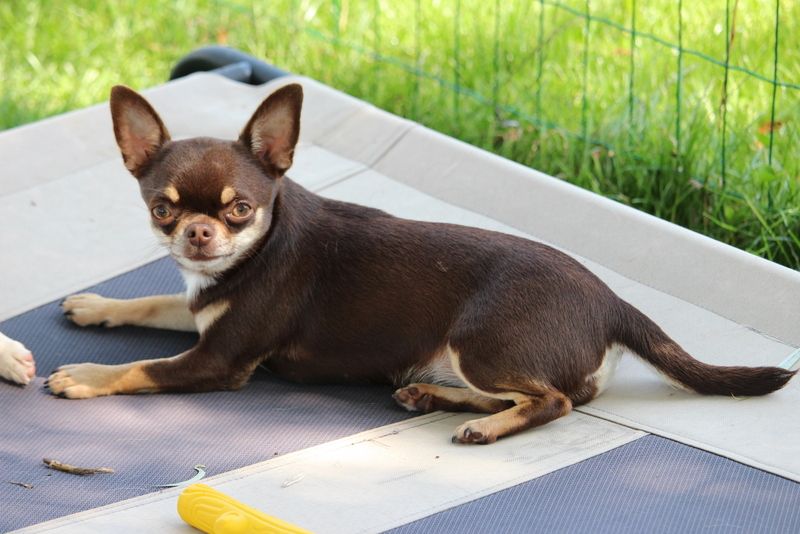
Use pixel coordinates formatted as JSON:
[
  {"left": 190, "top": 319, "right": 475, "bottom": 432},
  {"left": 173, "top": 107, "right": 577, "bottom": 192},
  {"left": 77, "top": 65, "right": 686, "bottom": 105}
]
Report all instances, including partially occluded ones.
[
  {"left": 451, "top": 388, "right": 572, "bottom": 444},
  {"left": 393, "top": 383, "right": 513, "bottom": 414},
  {"left": 447, "top": 347, "right": 573, "bottom": 444}
]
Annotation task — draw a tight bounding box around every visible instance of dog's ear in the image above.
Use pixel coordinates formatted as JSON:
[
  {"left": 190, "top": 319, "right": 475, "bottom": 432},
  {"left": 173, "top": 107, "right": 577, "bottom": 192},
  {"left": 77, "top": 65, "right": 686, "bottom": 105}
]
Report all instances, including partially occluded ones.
[
  {"left": 239, "top": 83, "right": 303, "bottom": 177},
  {"left": 109, "top": 85, "right": 171, "bottom": 178}
]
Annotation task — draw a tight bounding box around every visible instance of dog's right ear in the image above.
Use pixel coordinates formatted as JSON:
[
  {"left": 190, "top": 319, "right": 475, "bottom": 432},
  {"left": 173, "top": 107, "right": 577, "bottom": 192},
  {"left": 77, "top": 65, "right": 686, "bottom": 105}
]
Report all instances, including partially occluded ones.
[{"left": 109, "top": 85, "right": 171, "bottom": 177}]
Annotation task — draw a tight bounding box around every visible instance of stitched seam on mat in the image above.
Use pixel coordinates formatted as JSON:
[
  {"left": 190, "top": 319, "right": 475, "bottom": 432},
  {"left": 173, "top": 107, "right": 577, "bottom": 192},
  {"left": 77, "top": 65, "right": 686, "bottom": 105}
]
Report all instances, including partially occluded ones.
[
  {"left": 576, "top": 405, "right": 799, "bottom": 482},
  {"left": 16, "top": 412, "right": 645, "bottom": 533},
  {"left": 570, "top": 258, "right": 798, "bottom": 348},
  {"left": 366, "top": 122, "right": 418, "bottom": 168}
]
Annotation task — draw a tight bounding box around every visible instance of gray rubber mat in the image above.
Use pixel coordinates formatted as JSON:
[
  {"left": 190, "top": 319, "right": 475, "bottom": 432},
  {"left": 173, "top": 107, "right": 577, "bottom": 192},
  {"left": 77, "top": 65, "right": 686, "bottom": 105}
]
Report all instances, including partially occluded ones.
[
  {"left": 3, "top": 259, "right": 799, "bottom": 533},
  {"left": 389, "top": 434, "right": 800, "bottom": 534},
  {"left": 0, "top": 258, "right": 412, "bottom": 532}
]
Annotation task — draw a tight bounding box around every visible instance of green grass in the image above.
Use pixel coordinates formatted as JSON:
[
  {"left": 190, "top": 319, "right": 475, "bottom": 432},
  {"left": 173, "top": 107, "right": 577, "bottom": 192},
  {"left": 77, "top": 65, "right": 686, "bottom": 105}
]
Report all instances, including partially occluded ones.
[{"left": 1, "top": 0, "right": 798, "bottom": 267}]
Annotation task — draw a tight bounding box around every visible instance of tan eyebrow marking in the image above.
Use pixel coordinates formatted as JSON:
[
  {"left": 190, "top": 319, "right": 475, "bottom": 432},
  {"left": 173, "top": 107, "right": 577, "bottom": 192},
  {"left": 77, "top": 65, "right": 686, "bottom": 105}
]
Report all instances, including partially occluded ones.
[
  {"left": 220, "top": 186, "right": 236, "bottom": 205},
  {"left": 163, "top": 185, "right": 180, "bottom": 203}
]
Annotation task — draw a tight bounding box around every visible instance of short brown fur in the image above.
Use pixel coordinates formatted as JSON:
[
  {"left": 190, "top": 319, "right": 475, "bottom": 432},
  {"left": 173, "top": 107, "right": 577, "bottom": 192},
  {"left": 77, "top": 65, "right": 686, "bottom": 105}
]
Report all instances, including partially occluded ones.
[{"left": 48, "top": 83, "right": 796, "bottom": 443}]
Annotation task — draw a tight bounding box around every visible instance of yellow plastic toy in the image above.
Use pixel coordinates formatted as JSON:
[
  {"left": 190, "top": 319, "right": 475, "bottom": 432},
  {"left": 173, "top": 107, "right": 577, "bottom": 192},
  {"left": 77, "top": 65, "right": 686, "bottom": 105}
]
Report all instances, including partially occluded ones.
[{"left": 177, "top": 483, "right": 312, "bottom": 534}]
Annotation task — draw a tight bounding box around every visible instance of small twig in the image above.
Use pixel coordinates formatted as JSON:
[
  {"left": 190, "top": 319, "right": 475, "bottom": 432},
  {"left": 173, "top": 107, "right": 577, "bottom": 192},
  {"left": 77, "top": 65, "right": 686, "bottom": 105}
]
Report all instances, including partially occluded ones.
[
  {"left": 43, "top": 458, "right": 114, "bottom": 476},
  {"left": 8, "top": 481, "right": 33, "bottom": 489}
]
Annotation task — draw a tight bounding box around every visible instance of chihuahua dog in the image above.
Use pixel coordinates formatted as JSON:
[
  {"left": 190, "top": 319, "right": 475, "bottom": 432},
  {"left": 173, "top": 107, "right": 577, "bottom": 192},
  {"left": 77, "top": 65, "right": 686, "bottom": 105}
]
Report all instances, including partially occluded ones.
[
  {"left": 0, "top": 332, "right": 35, "bottom": 386},
  {"left": 47, "top": 83, "right": 795, "bottom": 444}
]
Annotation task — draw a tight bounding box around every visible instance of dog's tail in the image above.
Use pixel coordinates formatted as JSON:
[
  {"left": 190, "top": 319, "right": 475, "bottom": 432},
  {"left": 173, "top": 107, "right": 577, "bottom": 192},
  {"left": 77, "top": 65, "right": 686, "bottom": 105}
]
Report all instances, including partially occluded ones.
[{"left": 612, "top": 299, "right": 795, "bottom": 396}]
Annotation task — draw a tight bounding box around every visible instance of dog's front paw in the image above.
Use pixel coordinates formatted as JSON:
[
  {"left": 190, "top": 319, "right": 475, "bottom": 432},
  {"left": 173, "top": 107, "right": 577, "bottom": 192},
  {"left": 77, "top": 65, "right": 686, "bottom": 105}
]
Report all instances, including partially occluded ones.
[
  {"left": 46, "top": 363, "right": 115, "bottom": 399},
  {"left": 452, "top": 419, "right": 497, "bottom": 445},
  {"left": 393, "top": 384, "right": 438, "bottom": 413},
  {"left": 62, "top": 293, "right": 123, "bottom": 328},
  {"left": 0, "top": 338, "right": 36, "bottom": 386}
]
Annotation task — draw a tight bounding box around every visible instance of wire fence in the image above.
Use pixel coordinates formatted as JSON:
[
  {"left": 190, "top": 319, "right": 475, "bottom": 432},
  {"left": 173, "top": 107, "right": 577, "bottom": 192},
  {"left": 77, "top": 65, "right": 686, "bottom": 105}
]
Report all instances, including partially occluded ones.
[{"left": 220, "top": 0, "right": 799, "bottom": 267}]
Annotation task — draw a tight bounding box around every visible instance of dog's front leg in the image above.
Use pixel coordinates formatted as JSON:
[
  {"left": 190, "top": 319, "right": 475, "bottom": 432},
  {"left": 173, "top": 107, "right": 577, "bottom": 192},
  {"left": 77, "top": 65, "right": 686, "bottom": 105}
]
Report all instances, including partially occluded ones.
[
  {"left": 45, "top": 346, "right": 251, "bottom": 399},
  {"left": 62, "top": 293, "right": 196, "bottom": 332}
]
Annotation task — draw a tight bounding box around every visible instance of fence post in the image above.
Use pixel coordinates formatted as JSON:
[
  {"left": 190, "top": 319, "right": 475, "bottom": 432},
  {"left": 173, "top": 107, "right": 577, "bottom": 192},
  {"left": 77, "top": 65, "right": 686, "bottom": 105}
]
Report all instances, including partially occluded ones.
[
  {"left": 628, "top": 0, "right": 637, "bottom": 140},
  {"left": 768, "top": 0, "right": 781, "bottom": 166},
  {"left": 675, "top": 0, "right": 683, "bottom": 173},
  {"left": 721, "top": 0, "right": 732, "bottom": 189},
  {"left": 536, "top": 0, "right": 545, "bottom": 168},
  {"left": 581, "top": 0, "right": 591, "bottom": 149},
  {"left": 453, "top": 0, "right": 462, "bottom": 127}
]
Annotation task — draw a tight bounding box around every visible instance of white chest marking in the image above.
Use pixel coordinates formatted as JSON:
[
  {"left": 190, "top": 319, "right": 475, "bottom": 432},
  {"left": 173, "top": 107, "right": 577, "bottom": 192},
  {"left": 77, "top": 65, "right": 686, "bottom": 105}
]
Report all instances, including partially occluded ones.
[{"left": 181, "top": 270, "right": 217, "bottom": 301}]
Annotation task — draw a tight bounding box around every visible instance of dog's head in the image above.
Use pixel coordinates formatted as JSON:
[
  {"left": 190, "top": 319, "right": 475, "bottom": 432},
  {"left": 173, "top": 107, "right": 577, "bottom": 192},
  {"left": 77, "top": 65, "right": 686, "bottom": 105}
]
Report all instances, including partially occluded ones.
[{"left": 109, "top": 83, "right": 303, "bottom": 278}]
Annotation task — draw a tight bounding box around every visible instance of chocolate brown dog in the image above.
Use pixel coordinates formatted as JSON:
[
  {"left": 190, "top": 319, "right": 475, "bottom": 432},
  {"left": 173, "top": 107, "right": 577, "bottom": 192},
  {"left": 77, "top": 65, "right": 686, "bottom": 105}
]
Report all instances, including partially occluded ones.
[{"left": 47, "top": 83, "right": 795, "bottom": 444}]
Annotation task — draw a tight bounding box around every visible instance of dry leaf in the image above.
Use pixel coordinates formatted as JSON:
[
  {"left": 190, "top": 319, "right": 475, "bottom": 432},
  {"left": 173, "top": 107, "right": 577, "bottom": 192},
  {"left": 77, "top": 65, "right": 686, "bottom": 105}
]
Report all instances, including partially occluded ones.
[
  {"left": 43, "top": 458, "right": 114, "bottom": 476},
  {"left": 758, "top": 121, "right": 784, "bottom": 135}
]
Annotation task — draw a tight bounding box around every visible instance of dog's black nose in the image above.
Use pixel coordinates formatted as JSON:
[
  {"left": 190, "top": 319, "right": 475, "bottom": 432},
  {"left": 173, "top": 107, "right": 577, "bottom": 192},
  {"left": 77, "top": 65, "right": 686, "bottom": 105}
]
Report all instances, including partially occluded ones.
[{"left": 186, "top": 223, "right": 215, "bottom": 247}]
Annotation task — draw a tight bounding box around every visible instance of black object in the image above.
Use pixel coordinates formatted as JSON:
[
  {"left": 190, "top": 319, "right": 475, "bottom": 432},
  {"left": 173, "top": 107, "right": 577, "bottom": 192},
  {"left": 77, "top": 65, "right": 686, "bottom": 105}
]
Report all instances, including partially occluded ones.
[{"left": 170, "top": 45, "right": 289, "bottom": 85}]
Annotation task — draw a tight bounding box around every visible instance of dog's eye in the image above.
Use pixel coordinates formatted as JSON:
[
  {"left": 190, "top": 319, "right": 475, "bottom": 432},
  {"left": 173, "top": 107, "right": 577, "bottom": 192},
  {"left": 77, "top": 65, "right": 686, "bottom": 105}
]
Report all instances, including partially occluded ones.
[
  {"left": 228, "top": 202, "right": 253, "bottom": 221},
  {"left": 151, "top": 204, "right": 172, "bottom": 220}
]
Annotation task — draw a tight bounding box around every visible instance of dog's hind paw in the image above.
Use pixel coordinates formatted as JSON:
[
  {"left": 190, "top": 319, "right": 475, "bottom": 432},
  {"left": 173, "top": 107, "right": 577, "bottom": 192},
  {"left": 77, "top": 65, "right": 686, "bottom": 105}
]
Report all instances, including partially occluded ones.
[
  {"left": 452, "top": 419, "right": 497, "bottom": 445},
  {"left": 393, "top": 384, "right": 436, "bottom": 413}
]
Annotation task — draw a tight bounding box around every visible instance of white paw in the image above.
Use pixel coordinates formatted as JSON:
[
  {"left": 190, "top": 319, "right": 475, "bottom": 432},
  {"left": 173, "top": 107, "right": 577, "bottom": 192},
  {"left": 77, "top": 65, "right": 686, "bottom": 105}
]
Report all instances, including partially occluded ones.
[
  {"left": 0, "top": 336, "right": 36, "bottom": 386},
  {"left": 62, "top": 293, "right": 122, "bottom": 327}
]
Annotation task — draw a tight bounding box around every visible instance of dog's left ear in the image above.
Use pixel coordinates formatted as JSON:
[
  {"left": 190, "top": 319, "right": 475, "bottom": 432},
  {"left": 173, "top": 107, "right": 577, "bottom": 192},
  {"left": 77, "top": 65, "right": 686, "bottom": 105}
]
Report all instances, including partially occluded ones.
[{"left": 239, "top": 83, "right": 303, "bottom": 177}]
